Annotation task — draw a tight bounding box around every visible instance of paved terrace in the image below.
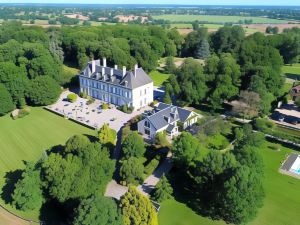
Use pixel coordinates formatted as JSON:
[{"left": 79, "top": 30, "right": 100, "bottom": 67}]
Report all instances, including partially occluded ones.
[{"left": 46, "top": 91, "right": 151, "bottom": 132}]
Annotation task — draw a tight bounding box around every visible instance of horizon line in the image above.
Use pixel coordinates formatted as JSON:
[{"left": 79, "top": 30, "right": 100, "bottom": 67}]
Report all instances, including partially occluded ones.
[{"left": 1, "top": 3, "right": 300, "bottom": 7}]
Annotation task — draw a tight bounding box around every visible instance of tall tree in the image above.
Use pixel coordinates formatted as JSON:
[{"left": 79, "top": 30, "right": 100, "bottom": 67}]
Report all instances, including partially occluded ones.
[
  {"left": 206, "top": 53, "right": 241, "bottom": 109},
  {"left": 42, "top": 135, "right": 115, "bottom": 202},
  {"left": 119, "top": 157, "right": 145, "bottom": 186},
  {"left": 152, "top": 175, "right": 173, "bottom": 203},
  {"left": 164, "top": 56, "right": 176, "bottom": 74},
  {"left": 0, "top": 62, "right": 28, "bottom": 106},
  {"left": 122, "top": 131, "right": 145, "bottom": 159},
  {"left": 210, "top": 25, "right": 245, "bottom": 55},
  {"left": 74, "top": 196, "right": 123, "bottom": 225},
  {"left": 0, "top": 83, "right": 14, "bottom": 116},
  {"left": 172, "top": 132, "right": 201, "bottom": 168},
  {"left": 195, "top": 39, "right": 210, "bottom": 60},
  {"left": 27, "top": 76, "right": 61, "bottom": 106},
  {"left": 120, "top": 186, "right": 158, "bottom": 225},
  {"left": 98, "top": 123, "right": 117, "bottom": 148},
  {"left": 231, "top": 91, "right": 261, "bottom": 118},
  {"left": 12, "top": 162, "right": 44, "bottom": 211},
  {"left": 175, "top": 58, "right": 208, "bottom": 105}
]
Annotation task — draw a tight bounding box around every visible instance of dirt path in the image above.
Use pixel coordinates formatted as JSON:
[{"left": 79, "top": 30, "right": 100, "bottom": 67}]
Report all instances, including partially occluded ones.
[{"left": 0, "top": 206, "right": 32, "bottom": 225}]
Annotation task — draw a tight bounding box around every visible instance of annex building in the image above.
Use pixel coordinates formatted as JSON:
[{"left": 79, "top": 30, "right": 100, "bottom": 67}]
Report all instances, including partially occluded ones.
[{"left": 138, "top": 103, "right": 201, "bottom": 140}]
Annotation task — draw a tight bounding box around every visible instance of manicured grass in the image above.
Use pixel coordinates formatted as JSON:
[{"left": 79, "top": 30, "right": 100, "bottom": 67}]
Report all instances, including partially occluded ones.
[
  {"left": 149, "top": 70, "right": 171, "bottom": 87},
  {"left": 0, "top": 107, "right": 95, "bottom": 220},
  {"left": 158, "top": 141, "right": 300, "bottom": 225},
  {"left": 153, "top": 15, "right": 291, "bottom": 24},
  {"left": 283, "top": 64, "right": 300, "bottom": 80},
  {"left": 63, "top": 64, "right": 79, "bottom": 75},
  {"left": 159, "top": 200, "right": 227, "bottom": 225}
]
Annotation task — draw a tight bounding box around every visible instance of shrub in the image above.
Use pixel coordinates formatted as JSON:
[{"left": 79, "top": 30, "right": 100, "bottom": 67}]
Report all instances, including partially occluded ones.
[
  {"left": 150, "top": 100, "right": 159, "bottom": 107},
  {"left": 79, "top": 92, "right": 87, "bottom": 98},
  {"left": 67, "top": 93, "right": 77, "bottom": 103},
  {"left": 118, "top": 104, "right": 134, "bottom": 114},
  {"left": 86, "top": 97, "right": 95, "bottom": 105},
  {"left": 144, "top": 157, "right": 160, "bottom": 176},
  {"left": 253, "top": 118, "right": 276, "bottom": 132},
  {"left": 17, "top": 107, "right": 31, "bottom": 119},
  {"left": 102, "top": 103, "right": 109, "bottom": 110},
  {"left": 155, "top": 132, "right": 170, "bottom": 147}
]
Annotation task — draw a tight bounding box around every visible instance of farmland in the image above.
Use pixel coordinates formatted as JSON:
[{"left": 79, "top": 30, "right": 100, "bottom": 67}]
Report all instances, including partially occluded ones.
[{"left": 153, "top": 15, "right": 292, "bottom": 24}]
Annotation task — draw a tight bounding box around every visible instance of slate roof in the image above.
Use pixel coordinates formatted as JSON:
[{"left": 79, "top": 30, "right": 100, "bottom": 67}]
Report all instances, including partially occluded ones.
[
  {"left": 146, "top": 103, "right": 195, "bottom": 130},
  {"left": 80, "top": 61, "right": 153, "bottom": 89},
  {"left": 166, "top": 124, "right": 175, "bottom": 133}
]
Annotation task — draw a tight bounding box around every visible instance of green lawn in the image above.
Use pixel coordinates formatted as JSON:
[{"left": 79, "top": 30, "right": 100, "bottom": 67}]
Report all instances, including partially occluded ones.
[
  {"left": 158, "top": 141, "right": 300, "bottom": 225},
  {"left": 283, "top": 64, "right": 300, "bottom": 80},
  {"left": 149, "top": 70, "right": 171, "bottom": 87},
  {"left": 153, "top": 15, "right": 291, "bottom": 24},
  {"left": 0, "top": 107, "right": 95, "bottom": 220}
]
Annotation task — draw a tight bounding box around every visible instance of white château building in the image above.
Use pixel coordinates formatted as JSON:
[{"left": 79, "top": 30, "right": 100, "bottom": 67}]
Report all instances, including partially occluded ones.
[{"left": 79, "top": 58, "right": 153, "bottom": 110}]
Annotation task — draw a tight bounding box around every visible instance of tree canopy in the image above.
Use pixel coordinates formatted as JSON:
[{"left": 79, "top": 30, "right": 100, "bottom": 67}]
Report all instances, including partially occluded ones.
[
  {"left": 74, "top": 196, "right": 123, "bottom": 225},
  {"left": 120, "top": 186, "right": 158, "bottom": 225},
  {"left": 42, "top": 135, "right": 115, "bottom": 202}
]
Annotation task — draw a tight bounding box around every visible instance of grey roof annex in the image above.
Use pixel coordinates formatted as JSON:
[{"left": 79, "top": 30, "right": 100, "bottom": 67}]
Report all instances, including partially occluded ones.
[
  {"left": 80, "top": 62, "right": 153, "bottom": 89},
  {"left": 146, "top": 103, "right": 194, "bottom": 130}
]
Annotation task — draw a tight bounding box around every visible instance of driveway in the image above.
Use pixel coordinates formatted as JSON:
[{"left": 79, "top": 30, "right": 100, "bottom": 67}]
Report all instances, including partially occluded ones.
[{"left": 137, "top": 152, "right": 173, "bottom": 197}]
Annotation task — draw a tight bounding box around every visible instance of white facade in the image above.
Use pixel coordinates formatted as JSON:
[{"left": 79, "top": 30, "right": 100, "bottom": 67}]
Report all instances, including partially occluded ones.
[
  {"left": 132, "top": 83, "right": 154, "bottom": 110},
  {"left": 79, "top": 59, "right": 153, "bottom": 110}
]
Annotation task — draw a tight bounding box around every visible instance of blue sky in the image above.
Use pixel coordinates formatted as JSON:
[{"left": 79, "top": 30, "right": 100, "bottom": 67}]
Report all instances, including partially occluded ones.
[{"left": 0, "top": 0, "right": 299, "bottom": 6}]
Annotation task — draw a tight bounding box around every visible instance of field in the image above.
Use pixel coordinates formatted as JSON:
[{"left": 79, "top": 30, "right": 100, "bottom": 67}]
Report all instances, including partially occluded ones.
[
  {"left": 149, "top": 70, "right": 171, "bottom": 86},
  {"left": 158, "top": 141, "right": 300, "bottom": 225},
  {"left": 242, "top": 24, "right": 300, "bottom": 33},
  {"left": 0, "top": 107, "right": 95, "bottom": 221},
  {"left": 153, "top": 15, "right": 291, "bottom": 24}
]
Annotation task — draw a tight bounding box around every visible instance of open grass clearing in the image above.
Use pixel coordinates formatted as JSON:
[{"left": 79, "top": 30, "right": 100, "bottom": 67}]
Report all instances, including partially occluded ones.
[
  {"left": 149, "top": 70, "right": 171, "bottom": 87},
  {"left": 153, "top": 15, "right": 291, "bottom": 24},
  {"left": 0, "top": 107, "right": 95, "bottom": 221},
  {"left": 158, "top": 140, "right": 300, "bottom": 225},
  {"left": 283, "top": 64, "right": 300, "bottom": 80}
]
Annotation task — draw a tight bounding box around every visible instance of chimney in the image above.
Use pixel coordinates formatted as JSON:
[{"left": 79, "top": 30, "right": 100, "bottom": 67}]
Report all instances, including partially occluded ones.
[
  {"left": 91, "top": 60, "right": 96, "bottom": 73},
  {"left": 122, "top": 66, "right": 126, "bottom": 77},
  {"left": 103, "top": 57, "right": 107, "bottom": 67},
  {"left": 114, "top": 65, "right": 118, "bottom": 70},
  {"left": 102, "top": 67, "right": 105, "bottom": 75},
  {"left": 96, "top": 72, "right": 100, "bottom": 80},
  {"left": 86, "top": 68, "right": 91, "bottom": 78},
  {"left": 134, "top": 64, "right": 138, "bottom": 78},
  {"left": 110, "top": 68, "right": 114, "bottom": 76}
]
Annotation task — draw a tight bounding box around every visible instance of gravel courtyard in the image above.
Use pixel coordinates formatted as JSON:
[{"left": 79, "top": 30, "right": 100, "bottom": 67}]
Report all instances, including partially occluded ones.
[{"left": 47, "top": 91, "right": 151, "bottom": 132}]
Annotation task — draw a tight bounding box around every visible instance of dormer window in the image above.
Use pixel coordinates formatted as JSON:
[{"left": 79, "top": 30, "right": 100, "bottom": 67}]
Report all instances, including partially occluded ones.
[
  {"left": 164, "top": 116, "right": 170, "bottom": 123},
  {"left": 145, "top": 120, "right": 150, "bottom": 128}
]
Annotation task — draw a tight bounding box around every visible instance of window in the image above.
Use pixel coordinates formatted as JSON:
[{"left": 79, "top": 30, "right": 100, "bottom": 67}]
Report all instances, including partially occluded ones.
[
  {"left": 144, "top": 121, "right": 150, "bottom": 128},
  {"left": 144, "top": 89, "right": 147, "bottom": 94},
  {"left": 140, "top": 90, "right": 142, "bottom": 96},
  {"left": 145, "top": 128, "right": 150, "bottom": 135}
]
